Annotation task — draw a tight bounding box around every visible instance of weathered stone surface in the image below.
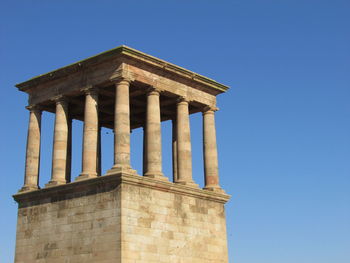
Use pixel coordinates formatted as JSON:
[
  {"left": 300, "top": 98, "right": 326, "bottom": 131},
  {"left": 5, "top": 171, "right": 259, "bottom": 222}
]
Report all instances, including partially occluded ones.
[
  {"left": 77, "top": 88, "right": 99, "bottom": 180},
  {"left": 14, "top": 173, "right": 229, "bottom": 262},
  {"left": 46, "top": 97, "right": 69, "bottom": 187},
  {"left": 144, "top": 88, "right": 166, "bottom": 180},
  {"left": 121, "top": 180, "right": 229, "bottom": 262},
  {"left": 20, "top": 107, "right": 41, "bottom": 192},
  {"left": 14, "top": 175, "right": 121, "bottom": 263}
]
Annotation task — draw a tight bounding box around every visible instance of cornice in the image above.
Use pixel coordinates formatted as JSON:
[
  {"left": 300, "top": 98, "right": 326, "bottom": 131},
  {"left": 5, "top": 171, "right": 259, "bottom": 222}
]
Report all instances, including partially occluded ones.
[
  {"left": 15, "top": 45, "right": 230, "bottom": 93},
  {"left": 13, "top": 172, "right": 230, "bottom": 205}
]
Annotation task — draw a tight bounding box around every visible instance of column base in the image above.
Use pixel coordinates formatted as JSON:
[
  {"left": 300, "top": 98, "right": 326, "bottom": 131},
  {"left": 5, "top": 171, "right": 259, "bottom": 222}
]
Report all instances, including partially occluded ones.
[
  {"left": 18, "top": 185, "right": 39, "bottom": 193},
  {"left": 45, "top": 180, "right": 66, "bottom": 188},
  {"left": 175, "top": 180, "right": 199, "bottom": 188},
  {"left": 75, "top": 172, "right": 98, "bottom": 181},
  {"left": 106, "top": 165, "right": 137, "bottom": 176},
  {"left": 144, "top": 172, "right": 169, "bottom": 181},
  {"left": 203, "top": 185, "right": 226, "bottom": 194}
]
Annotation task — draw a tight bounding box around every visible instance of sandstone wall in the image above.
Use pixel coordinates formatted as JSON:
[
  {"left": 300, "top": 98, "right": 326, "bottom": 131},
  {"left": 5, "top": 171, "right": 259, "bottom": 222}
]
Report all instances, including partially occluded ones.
[
  {"left": 14, "top": 174, "right": 229, "bottom": 263},
  {"left": 121, "top": 183, "right": 229, "bottom": 263},
  {"left": 14, "top": 182, "right": 121, "bottom": 263}
]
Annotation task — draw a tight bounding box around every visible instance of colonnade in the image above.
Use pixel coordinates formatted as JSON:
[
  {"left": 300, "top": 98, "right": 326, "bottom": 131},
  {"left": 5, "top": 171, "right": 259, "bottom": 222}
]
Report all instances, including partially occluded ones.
[{"left": 20, "top": 78, "right": 222, "bottom": 192}]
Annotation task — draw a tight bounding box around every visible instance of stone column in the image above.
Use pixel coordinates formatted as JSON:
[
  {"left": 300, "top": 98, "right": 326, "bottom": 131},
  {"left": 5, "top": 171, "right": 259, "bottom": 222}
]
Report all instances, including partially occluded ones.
[
  {"left": 77, "top": 88, "right": 99, "bottom": 180},
  {"left": 144, "top": 88, "right": 167, "bottom": 180},
  {"left": 203, "top": 107, "right": 222, "bottom": 192},
  {"left": 108, "top": 78, "right": 135, "bottom": 174},
  {"left": 172, "top": 118, "right": 178, "bottom": 183},
  {"left": 176, "top": 98, "right": 197, "bottom": 186},
  {"left": 46, "top": 97, "right": 69, "bottom": 187},
  {"left": 20, "top": 106, "right": 42, "bottom": 192}
]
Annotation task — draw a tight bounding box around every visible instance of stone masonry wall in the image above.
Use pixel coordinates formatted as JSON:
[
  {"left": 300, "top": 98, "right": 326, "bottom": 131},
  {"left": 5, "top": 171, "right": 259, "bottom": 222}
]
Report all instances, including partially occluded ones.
[
  {"left": 14, "top": 182, "right": 121, "bottom": 263},
  {"left": 121, "top": 183, "right": 229, "bottom": 263},
  {"left": 14, "top": 174, "right": 230, "bottom": 263}
]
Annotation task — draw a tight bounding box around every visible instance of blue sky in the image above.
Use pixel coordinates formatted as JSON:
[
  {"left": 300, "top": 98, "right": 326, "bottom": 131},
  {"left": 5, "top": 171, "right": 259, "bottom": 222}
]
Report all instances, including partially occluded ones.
[{"left": 1, "top": 0, "right": 349, "bottom": 262}]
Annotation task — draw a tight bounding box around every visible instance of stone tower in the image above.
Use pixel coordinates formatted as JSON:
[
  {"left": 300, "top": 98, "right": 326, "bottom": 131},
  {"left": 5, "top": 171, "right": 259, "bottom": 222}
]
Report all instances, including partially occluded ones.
[{"left": 13, "top": 46, "right": 231, "bottom": 262}]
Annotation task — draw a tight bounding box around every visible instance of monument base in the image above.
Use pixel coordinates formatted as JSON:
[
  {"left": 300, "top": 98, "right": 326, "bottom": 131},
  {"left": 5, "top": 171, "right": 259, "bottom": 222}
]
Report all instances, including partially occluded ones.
[{"left": 13, "top": 172, "right": 230, "bottom": 262}]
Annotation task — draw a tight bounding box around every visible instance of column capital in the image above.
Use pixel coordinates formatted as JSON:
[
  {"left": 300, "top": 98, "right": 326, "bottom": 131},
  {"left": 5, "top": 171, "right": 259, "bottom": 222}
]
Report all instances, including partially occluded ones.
[
  {"left": 146, "top": 86, "right": 161, "bottom": 96},
  {"left": 110, "top": 76, "right": 133, "bottom": 85},
  {"left": 80, "top": 85, "right": 98, "bottom": 96},
  {"left": 51, "top": 95, "right": 68, "bottom": 105},
  {"left": 176, "top": 96, "right": 190, "bottom": 105},
  {"left": 25, "top": 104, "right": 42, "bottom": 113},
  {"left": 202, "top": 105, "right": 219, "bottom": 115}
]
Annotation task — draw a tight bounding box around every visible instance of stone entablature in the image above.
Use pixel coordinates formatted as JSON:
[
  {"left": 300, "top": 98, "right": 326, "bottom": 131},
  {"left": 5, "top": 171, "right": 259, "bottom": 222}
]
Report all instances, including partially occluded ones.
[{"left": 17, "top": 46, "right": 228, "bottom": 125}]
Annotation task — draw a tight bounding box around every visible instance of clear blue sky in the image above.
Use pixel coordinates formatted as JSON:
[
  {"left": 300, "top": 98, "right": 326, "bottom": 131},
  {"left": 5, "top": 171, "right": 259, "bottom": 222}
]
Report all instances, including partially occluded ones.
[{"left": 1, "top": 0, "right": 349, "bottom": 262}]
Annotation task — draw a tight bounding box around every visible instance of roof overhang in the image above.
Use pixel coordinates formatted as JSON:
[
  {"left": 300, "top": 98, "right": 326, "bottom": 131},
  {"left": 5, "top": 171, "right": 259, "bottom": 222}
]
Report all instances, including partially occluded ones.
[{"left": 15, "top": 45, "right": 230, "bottom": 93}]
